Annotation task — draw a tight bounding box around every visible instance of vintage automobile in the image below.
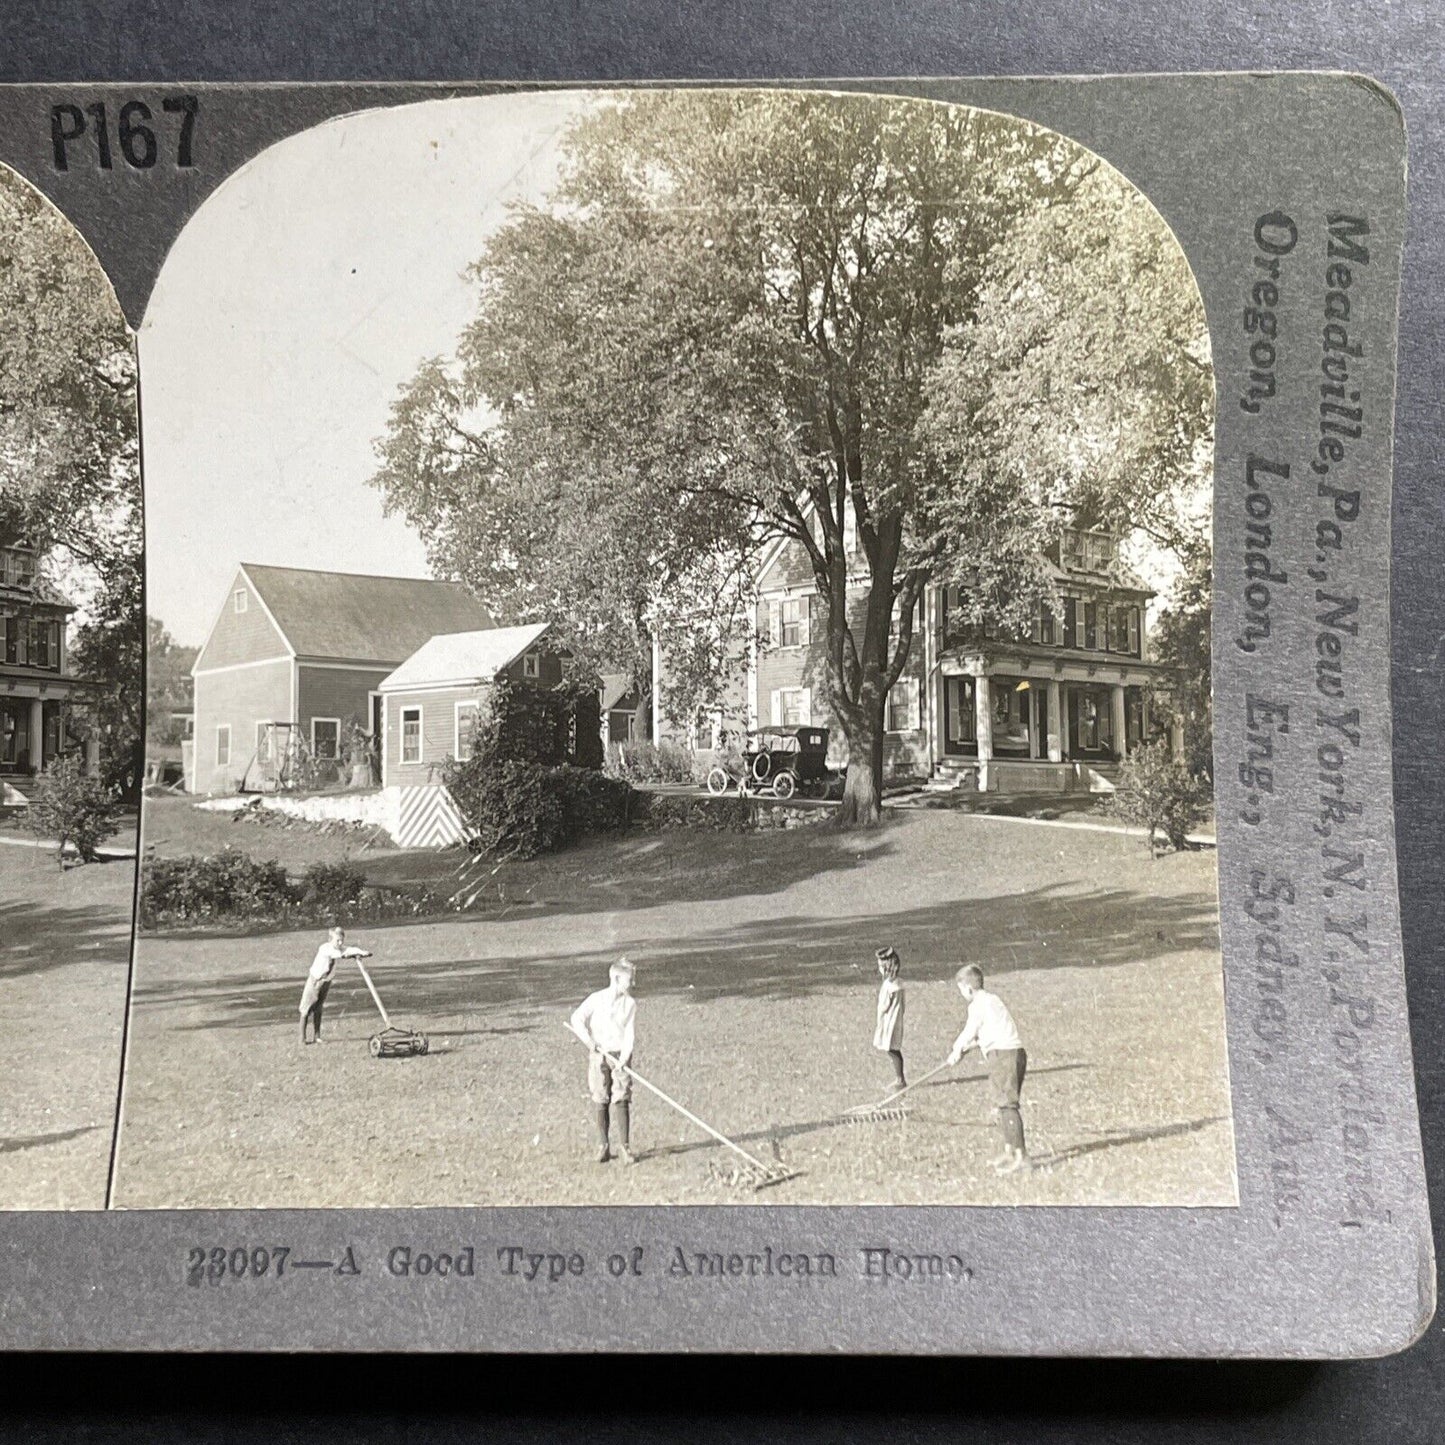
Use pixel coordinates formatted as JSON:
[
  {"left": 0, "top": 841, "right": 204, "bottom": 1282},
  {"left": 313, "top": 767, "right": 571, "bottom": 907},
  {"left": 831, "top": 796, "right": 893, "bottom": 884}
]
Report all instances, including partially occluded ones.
[{"left": 705, "top": 725, "right": 842, "bottom": 801}]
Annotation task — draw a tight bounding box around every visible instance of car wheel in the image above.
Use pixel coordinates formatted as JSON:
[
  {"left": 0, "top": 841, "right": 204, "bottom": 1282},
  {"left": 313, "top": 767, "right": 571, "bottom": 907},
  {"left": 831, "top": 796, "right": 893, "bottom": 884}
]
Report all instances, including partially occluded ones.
[
  {"left": 751, "top": 752, "right": 773, "bottom": 781},
  {"left": 706, "top": 766, "right": 730, "bottom": 796},
  {"left": 773, "top": 772, "right": 796, "bottom": 800}
]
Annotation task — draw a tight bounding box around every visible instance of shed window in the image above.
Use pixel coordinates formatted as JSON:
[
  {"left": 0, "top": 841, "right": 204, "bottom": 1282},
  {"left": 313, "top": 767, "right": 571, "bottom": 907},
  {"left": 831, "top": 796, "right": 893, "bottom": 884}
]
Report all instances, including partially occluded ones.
[
  {"left": 216, "top": 724, "right": 231, "bottom": 767},
  {"left": 311, "top": 718, "right": 340, "bottom": 760},
  {"left": 234, "top": 588, "right": 248, "bottom": 614},
  {"left": 401, "top": 707, "right": 422, "bottom": 764},
  {"left": 522, "top": 652, "right": 540, "bottom": 679},
  {"left": 455, "top": 700, "right": 480, "bottom": 761}
]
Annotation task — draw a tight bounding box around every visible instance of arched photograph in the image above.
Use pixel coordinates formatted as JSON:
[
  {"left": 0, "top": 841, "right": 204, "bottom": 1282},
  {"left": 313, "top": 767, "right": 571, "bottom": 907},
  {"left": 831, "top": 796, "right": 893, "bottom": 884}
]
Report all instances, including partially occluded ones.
[
  {"left": 121, "top": 88, "right": 1233, "bottom": 1208},
  {"left": 0, "top": 163, "right": 141, "bottom": 1208}
]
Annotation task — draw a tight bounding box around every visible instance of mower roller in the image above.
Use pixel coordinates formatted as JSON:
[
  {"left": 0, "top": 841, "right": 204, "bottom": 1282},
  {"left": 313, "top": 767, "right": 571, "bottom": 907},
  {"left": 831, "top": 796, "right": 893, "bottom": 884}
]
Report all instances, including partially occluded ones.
[{"left": 354, "top": 955, "right": 430, "bottom": 1059}]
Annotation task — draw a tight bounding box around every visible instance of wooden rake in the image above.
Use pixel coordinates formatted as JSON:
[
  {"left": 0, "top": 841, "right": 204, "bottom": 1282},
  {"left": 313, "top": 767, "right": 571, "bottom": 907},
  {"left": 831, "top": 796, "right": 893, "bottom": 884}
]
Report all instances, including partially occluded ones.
[
  {"left": 564, "top": 1026, "right": 796, "bottom": 1191},
  {"left": 842, "top": 1059, "right": 954, "bottom": 1123}
]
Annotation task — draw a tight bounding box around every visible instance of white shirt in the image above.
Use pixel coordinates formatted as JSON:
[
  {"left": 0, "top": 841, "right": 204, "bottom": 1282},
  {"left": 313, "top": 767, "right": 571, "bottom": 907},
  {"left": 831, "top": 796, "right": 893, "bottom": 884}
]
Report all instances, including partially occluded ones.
[
  {"left": 951, "top": 989, "right": 1023, "bottom": 1059},
  {"left": 308, "top": 942, "right": 364, "bottom": 983},
  {"left": 570, "top": 985, "right": 636, "bottom": 1061}
]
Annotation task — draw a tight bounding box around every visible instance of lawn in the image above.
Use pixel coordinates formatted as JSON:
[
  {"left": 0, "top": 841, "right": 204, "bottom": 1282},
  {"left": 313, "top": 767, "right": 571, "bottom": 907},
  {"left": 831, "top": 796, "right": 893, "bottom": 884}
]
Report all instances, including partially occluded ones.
[
  {"left": 0, "top": 843, "right": 136, "bottom": 1208},
  {"left": 115, "top": 808, "right": 1236, "bottom": 1209}
]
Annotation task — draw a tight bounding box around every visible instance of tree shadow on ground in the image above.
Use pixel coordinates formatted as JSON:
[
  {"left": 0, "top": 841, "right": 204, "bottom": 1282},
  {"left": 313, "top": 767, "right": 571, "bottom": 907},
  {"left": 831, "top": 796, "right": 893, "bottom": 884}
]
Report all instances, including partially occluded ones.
[
  {"left": 144, "top": 818, "right": 902, "bottom": 941},
  {"left": 136, "top": 879, "right": 1219, "bottom": 1031},
  {"left": 0, "top": 1124, "right": 104, "bottom": 1155},
  {"left": 0, "top": 898, "right": 132, "bottom": 981}
]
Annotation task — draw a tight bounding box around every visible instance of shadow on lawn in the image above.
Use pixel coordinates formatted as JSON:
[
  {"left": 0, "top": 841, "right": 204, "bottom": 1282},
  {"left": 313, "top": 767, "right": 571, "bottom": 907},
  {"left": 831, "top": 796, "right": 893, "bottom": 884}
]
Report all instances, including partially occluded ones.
[
  {"left": 0, "top": 1123, "right": 104, "bottom": 1155},
  {"left": 0, "top": 897, "right": 133, "bottom": 981},
  {"left": 641, "top": 1062, "right": 1095, "bottom": 1160},
  {"left": 137, "top": 879, "right": 1219, "bottom": 1032}
]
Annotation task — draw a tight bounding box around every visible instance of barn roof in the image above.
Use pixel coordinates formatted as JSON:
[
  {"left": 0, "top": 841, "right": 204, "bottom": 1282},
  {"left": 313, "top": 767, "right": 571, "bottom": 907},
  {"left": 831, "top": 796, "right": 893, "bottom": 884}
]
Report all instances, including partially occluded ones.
[
  {"left": 378, "top": 622, "right": 553, "bottom": 692},
  {"left": 240, "top": 564, "right": 494, "bottom": 664}
]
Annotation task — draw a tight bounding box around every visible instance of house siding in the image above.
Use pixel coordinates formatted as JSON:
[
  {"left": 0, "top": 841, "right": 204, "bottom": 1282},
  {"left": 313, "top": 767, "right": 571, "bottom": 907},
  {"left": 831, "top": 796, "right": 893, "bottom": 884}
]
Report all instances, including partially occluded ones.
[
  {"left": 754, "top": 583, "right": 928, "bottom": 778},
  {"left": 194, "top": 570, "right": 291, "bottom": 670},
  {"left": 384, "top": 684, "right": 488, "bottom": 787},
  {"left": 191, "top": 655, "right": 292, "bottom": 793},
  {"left": 296, "top": 664, "right": 390, "bottom": 747}
]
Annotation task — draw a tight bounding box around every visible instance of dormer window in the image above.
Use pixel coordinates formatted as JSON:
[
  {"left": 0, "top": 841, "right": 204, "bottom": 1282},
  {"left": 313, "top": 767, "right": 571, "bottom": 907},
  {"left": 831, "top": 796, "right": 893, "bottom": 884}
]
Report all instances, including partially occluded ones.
[
  {"left": 1, "top": 548, "right": 36, "bottom": 590},
  {"left": 1060, "top": 528, "right": 1118, "bottom": 574},
  {"left": 522, "top": 651, "right": 539, "bottom": 679},
  {"left": 234, "top": 588, "right": 248, "bottom": 614}
]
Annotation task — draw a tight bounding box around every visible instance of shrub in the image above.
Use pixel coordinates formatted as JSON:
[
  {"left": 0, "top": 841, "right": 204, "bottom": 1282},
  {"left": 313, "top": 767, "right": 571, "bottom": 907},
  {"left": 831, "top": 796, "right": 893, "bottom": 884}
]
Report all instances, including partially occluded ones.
[
  {"left": 301, "top": 860, "right": 368, "bottom": 913},
  {"left": 553, "top": 768, "right": 636, "bottom": 839},
  {"left": 604, "top": 739, "right": 696, "bottom": 784},
  {"left": 141, "top": 849, "right": 296, "bottom": 923},
  {"left": 444, "top": 755, "right": 637, "bottom": 860},
  {"left": 1107, "top": 741, "right": 1210, "bottom": 855},
  {"left": 23, "top": 754, "right": 124, "bottom": 864},
  {"left": 633, "top": 792, "right": 754, "bottom": 832},
  {"left": 140, "top": 850, "right": 436, "bottom": 929}
]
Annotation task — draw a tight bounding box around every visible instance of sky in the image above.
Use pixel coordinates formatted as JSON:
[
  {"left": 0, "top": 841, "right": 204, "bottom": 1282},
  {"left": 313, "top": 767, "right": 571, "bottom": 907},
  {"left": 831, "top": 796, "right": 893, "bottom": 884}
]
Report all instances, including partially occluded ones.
[{"left": 140, "top": 91, "right": 593, "bottom": 645}]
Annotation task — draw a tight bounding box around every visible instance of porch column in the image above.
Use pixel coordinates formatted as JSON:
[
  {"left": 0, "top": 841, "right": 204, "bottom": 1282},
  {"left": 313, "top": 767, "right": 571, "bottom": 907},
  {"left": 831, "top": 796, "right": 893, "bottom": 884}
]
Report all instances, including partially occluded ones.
[
  {"left": 1046, "top": 679, "right": 1063, "bottom": 763},
  {"left": 974, "top": 673, "right": 993, "bottom": 791},
  {"left": 923, "top": 588, "right": 940, "bottom": 768},
  {"left": 1111, "top": 684, "right": 1128, "bottom": 761},
  {"left": 29, "top": 698, "right": 44, "bottom": 771},
  {"left": 651, "top": 633, "right": 662, "bottom": 745},
  {"left": 1171, "top": 718, "right": 1186, "bottom": 760},
  {"left": 86, "top": 728, "right": 101, "bottom": 774}
]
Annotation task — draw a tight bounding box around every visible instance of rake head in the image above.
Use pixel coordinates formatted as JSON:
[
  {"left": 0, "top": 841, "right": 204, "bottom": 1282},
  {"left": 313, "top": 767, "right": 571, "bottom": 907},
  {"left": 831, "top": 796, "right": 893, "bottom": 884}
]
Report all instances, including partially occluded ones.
[
  {"left": 841, "top": 1104, "right": 911, "bottom": 1124},
  {"left": 705, "top": 1160, "right": 798, "bottom": 1192}
]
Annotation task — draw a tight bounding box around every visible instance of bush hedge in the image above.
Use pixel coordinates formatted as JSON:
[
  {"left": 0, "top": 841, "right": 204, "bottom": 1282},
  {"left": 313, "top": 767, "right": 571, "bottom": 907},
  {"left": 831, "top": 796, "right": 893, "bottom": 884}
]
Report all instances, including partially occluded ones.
[
  {"left": 444, "top": 756, "right": 636, "bottom": 861},
  {"left": 604, "top": 739, "right": 697, "bottom": 785},
  {"left": 140, "top": 851, "right": 426, "bottom": 929}
]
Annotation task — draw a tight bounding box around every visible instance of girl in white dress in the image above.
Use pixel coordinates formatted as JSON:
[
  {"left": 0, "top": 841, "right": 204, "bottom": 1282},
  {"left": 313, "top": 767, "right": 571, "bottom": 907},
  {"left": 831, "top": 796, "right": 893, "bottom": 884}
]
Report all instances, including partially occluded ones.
[{"left": 872, "top": 946, "right": 906, "bottom": 1089}]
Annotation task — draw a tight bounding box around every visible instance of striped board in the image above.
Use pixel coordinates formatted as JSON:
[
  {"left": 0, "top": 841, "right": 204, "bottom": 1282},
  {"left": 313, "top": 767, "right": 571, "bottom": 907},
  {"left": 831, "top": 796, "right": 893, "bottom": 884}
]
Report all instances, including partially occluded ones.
[{"left": 393, "top": 784, "right": 471, "bottom": 849}]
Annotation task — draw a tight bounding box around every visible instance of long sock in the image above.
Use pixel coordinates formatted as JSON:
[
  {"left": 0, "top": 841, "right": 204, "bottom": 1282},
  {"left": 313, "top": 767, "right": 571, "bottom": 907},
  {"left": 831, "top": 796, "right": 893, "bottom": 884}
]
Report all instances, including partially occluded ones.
[
  {"left": 889, "top": 1050, "right": 906, "bottom": 1089},
  {"left": 1000, "top": 1105, "right": 1025, "bottom": 1154},
  {"left": 595, "top": 1104, "right": 610, "bottom": 1147},
  {"left": 614, "top": 1100, "right": 630, "bottom": 1150}
]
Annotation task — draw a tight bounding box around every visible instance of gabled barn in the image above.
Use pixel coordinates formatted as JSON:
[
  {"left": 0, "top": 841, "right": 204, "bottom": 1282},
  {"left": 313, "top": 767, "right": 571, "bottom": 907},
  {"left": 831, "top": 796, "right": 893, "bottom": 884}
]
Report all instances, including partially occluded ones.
[{"left": 189, "top": 564, "right": 493, "bottom": 794}]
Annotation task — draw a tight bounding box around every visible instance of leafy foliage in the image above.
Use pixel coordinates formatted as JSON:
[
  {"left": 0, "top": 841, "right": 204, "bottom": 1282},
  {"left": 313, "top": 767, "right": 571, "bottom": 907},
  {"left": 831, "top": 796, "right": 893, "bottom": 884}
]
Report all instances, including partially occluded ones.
[
  {"left": 140, "top": 851, "right": 425, "bottom": 928},
  {"left": 145, "top": 617, "right": 198, "bottom": 749},
  {"left": 23, "top": 752, "right": 124, "bottom": 864},
  {"left": 443, "top": 756, "right": 635, "bottom": 861},
  {"left": 0, "top": 168, "right": 143, "bottom": 794},
  {"left": 371, "top": 92, "right": 1212, "bottom": 824},
  {"left": 604, "top": 739, "right": 698, "bottom": 785},
  {"left": 1107, "top": 741, "right": 1210, "bottom": 856},
  {"left": 1147, "top": 538, "right": 1214, "bottom": 781},
  {"left": 300, "top": 861, "right": 368, "bottom": 914}
]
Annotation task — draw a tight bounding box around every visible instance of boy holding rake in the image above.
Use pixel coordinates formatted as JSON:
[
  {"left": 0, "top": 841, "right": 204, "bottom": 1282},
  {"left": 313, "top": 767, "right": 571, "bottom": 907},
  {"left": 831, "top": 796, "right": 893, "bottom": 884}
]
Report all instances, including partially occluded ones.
[
  {"left": 947, "top": 964, "right": 1029, "bottom": 1174},
  {"left": 569, "top": 957, "right": 637, "bottom": 1165}
]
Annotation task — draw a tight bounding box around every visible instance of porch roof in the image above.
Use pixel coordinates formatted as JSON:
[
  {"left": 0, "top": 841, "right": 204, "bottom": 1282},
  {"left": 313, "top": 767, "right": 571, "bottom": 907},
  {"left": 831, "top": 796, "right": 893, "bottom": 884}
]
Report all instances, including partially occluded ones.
[{"left": 0, "top": 671, "right": 91, "bottom": 698}]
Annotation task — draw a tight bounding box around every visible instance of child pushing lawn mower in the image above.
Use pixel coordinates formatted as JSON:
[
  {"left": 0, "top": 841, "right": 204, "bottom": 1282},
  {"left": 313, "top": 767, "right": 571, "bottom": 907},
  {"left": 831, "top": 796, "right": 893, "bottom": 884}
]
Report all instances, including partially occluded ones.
[{"left": 298, "top": 927, "right": 429, "bottom": 1058}]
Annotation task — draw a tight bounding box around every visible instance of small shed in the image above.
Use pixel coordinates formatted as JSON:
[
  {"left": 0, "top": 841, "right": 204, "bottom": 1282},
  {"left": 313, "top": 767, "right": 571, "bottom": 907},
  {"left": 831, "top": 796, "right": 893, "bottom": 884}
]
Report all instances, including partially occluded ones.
[{"left": 377, "top": 622, "right": 561, "bottom": 790}]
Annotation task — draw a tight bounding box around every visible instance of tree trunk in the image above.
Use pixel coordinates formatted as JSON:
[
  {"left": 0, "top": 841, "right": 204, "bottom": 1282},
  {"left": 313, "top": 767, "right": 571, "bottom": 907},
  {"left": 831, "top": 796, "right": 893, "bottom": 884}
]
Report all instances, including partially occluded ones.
[{"left": 836, "top": 696, "right": 886, "bottom": 828}]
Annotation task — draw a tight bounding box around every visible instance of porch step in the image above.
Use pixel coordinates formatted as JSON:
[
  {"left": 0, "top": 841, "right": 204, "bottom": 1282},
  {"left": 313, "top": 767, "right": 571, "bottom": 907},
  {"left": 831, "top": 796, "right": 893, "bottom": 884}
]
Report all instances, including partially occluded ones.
[{"left": 1, "top": 780, "right": 30, "bottom": 808}]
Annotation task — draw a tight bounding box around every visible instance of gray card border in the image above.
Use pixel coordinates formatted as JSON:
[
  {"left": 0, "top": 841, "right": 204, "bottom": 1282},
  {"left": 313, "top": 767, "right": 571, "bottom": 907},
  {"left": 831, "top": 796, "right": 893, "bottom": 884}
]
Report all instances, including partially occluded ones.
[{"left": 0, "top": 73, "right": 1432, "bottom": 1356}]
